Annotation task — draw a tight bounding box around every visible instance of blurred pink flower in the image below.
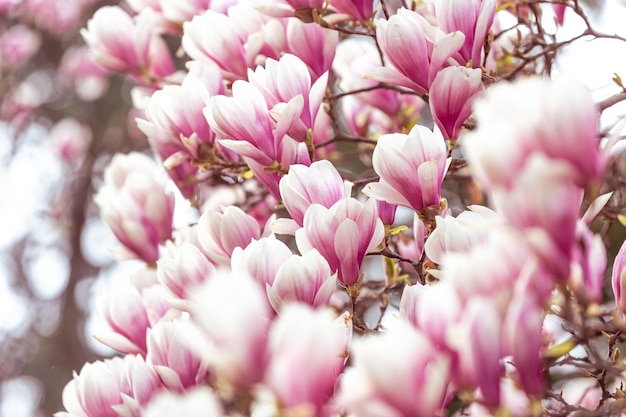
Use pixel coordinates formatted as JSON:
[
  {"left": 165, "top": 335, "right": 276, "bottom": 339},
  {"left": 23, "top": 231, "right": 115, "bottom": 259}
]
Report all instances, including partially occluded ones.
[
  {"left": 0, "top": 24, "right": 41, "bottom": 68},
  {"left": 612, "top": 239, "right": 626, "bottom": 312},
  {"left": 462, "top": 77, "right": 604, "bottom": 190},
  {"left": 95, "top": 152, "right": 175, "bottom": 264},
  {"left": 337, "top": 319, "right": 452, "bottom": 417},
  {"left": 264, "top": 305, "right": 351, "bottom": 415},
  {"left": 48, "top": 118, "right": 92, "bottom": 167},
  {"left": 190, "top": 270, "right": 273, "bottom": 390}
]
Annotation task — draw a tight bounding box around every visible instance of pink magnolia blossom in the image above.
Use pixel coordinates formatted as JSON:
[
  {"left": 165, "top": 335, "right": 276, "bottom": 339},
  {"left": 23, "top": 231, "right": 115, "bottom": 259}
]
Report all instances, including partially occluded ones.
[
  {"left": 462, "top": 77, "right": 604, "bottom": 190},
  {"left": 94, "top": 152, "right": 175, "bottom": 264},
  {"left": 334, "top": 38, "right": 425, "bottom": 119},
  {"left": 435, "top": 0, "right": 496, "bottom": 67},
  {"left": 502, "top": 291, "right": 545, "bottom": 397},
  {"left": 56, "top": 355, "right": 162, "bottom": 417},
  {"left": 429, "top": 66, "right": 484, "bottom": 141},
  {"left": 568, "top": 220, "right": 606, "bottom": 305},
  {"left": 369, "top": 8, "right": 464, "bottom": 95},
  {"left": 376, "top": 200, "right": 398, "bottom": 225},
  {"left": 0, "top": 24, "right": 41, "bottom": 68},
  {"left": 400, "top": 281, "right": 461, "bottom": 348},
  {"left": 612, "top": 239, "right": 626, "bottom": 312},
  {"left": 397, "top": 213, "right": 429, "bottom": 262},
  {"left": 182, "top": 11, "right": 248, "bottom": 81},
  {"left": 286, "top": 18, "right": 339, "bottom": 80},
  {"left": 96, "top": 281, "right": 171, "bottom": 355},
  {"left": 439, "top": 229, "right": 544, "bottom": 303},
  {"left": 182, "top": 7, "right": 285, "bottom": 82},
  {"left": 137, "top": 62, "right": 225, "bottom": 165},
  {"left": 143, "top": 387, "right": 224, "bottom": 417},
  {"left": 331, "top": 0, "right": 375, "bottom": 21},
  {"left": 266, "top": 249, "right": 337, "bottom": 310},
  {"left": 363, "top": 125, "right": 449, "bottom": 213},
  {"left": 424, "top": 205, "right": 496, "bottom": 265},
  {"left": 337, "top": 319, "right": 452, "bottom": 417},
  {"left": 278, "top": 160, "right": 351, "bottom": 229},
  {"left": 59, "top": 45, "right": 110, "bottom": 102},
  {"left": 81, "top": 6, "right": 175, "bottom": 82},
  {"left": 159, "top": 0, "right": 238, "bottom": 24},
  {"left": 296, "top": 198, "right": 384, "bottom": 287},
  {"left": 231, "top": 236, "right": 294, "bottom": 287},
  {"left": 492, "top": 155, "right": 583, "bottom": 280},
  {"left": 190, "top": 270, "right": 273, "bottom": 390},
  {"left": 257, "top": 0, "right": 327, "bottom": 18},
  {"left": 206, "top": 80, "right": 301, "bottom": 166},
  {"left": 264, "top": 305, "right": 352, "bottom": 415},
  {"left": 447, "top": 297, "right": 503, "bottom": 407},
  {"left": 248, "top": 53, "right": 328, "bottom": 142},
  {"left": 146, "top": 320, "right": 209, "bottom": 391},
  {"left": 48, "top": 117, "right": 92, "bottom": 167},
  {"left": 197, "top": 205, "right": 262, "bottom": 265},
  {"left": 157, "top": 242, "right": 216, "bottom": 299}
]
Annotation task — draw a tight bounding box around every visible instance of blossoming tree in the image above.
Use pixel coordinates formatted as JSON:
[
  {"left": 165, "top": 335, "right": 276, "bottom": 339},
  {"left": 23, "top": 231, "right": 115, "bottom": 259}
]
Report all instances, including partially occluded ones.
[{"left": 4, "top": 0, "right": 626, "bottom": 416}]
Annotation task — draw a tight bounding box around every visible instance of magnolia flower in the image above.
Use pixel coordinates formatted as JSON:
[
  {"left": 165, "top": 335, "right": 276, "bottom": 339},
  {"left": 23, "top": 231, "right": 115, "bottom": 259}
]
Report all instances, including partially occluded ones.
[
  {"left": 331, "top": 0, "right": 374, "bottom": 21},
  {"left": 370, "top": 8, "right": 464, "bottom": 95},
  {"left": 94, "top": 152, "right": 175, "bottom": 264},
  {"left": 462, "top": 77, "right": 603, "bottom": 190},
  {"left": 137, "top": 62, "right": 224, "bottom": 163},
  {"left": 190, "top": 270, "right": 273, "bottom": 390},
  {"left": 0, "top": 24, "right": 42, "bottom": 68},
  {"left": 424, "top": 205, "right": 496, "bottom": 265},
  {"left": 337, "top": 319, "right": 452, "bottom": 417},
  {"left": 363, "top": 125, "right": 449, "bottom": 213},
  {"left": 492, "top": 155, "right": 583, "bottom": 280},
  {"left": 502, "top": 291, "right": 545, "bottom": 397},
  {"left": 197, "top": 205, "right": 262, "bottom": 266},
  {"left": 267, "top": 249, "right": 337, "bottom": 310},
  {"left": 264, "top": 305, "right": 352, "bottom": 415},
  {"left": 248, "top": 54, "right": 328, "bottom": 142},
  {"left": 296, "top": 198, "right": 384, "bottom": 287},
  {"left": 429, "top": 66, "right": 484, "bottom": 141},
  {"left": 146, "top": 320, "right": 209, "bottom": 391},
  {"left": 182, "top": 11, "right": 248, "bottom": 81},
  {"left": 612, "top": 239, "right": 626, "bottom": 312},
  {"left": 400, "top": 281, "right": 461, "bottom": 348},
  {"left": 285, "top": 18, "right": 339, "bottom": 80},
  {"left": 143, "top": 387, "right": 224, "bottom": 417},
  {"left": 435, "top": 0, "right": 496, "bottom": 67},
  {"left": 447, "top": 297, "right": 503, "bottom": 407},
  {"left": 278, "top": 160, "right": 351, "bottom": 229},
  {"left": 157, "top": 242, "right": 216, "bottom": 299},
  {"left": 81, "top": 6, "right": 175, "bottom": 81},
  {"left": 48, "top": 117, "right": 92, "bottom": 167},
  {"left": 231, "top": 236, "right": 294, "bottom": 287},
  {"left": 96, "top": 281, "right": 171, "bottom": 354},
  {"left": 56, "top": 355, "right": 162, "bottom": 417}
]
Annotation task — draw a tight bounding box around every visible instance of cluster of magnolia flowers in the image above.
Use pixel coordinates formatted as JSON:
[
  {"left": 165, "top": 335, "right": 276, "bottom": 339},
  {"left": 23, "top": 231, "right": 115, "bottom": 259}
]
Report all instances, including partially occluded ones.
[{"left": 55, "top": 0, "right": 626, "bottom": 416}]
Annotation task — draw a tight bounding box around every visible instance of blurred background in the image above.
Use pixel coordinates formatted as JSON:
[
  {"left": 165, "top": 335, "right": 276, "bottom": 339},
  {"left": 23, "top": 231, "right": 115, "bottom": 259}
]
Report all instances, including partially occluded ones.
[{"left": 0, "top": 0, "right": 624, "bottom": 416}]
